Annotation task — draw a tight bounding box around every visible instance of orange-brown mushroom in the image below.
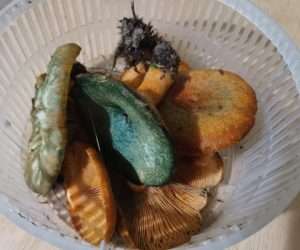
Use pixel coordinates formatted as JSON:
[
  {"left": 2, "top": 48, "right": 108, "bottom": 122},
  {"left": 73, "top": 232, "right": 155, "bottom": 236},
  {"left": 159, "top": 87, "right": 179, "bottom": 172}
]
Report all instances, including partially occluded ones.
[
  {"left": 160, "top": 69, "right": 257, "bottom": 153},
  {"left": 137, "top": 61, "right": 190, "bottom": 106},
  {"left": 117, "top": 182, "right": 207, "bottom": 250},
  {"left": 175, "top": 153, "right": 224, "bottom": 189},
  {"left": 121, "top": 63, "right": 146, "bottom": 89},
  {"left": 63, "top": 142, "right": 117, "bottom": 245}
]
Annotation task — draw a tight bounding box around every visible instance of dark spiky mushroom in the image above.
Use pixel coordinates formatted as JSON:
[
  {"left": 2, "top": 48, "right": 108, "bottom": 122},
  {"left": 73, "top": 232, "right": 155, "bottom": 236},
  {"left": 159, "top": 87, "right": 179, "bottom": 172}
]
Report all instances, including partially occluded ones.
[{"left": 114, "top": 2, "right": 180, "bottom": 73}]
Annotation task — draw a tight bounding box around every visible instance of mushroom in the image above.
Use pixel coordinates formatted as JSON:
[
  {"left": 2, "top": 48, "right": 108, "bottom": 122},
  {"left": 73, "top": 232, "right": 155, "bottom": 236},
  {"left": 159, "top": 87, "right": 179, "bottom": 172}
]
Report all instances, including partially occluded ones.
[
  {"left": 63, "top": 142, "right": 117, "bottom": 245},
  {"left": 114, "top": 2, "right": 180, "bottom": 106},
  {"left": 121, "top": 63, "right": 146, "bottom": 89},
  {"left": 160, "top": 69, "right": 257, "bottom": 153},
  {"left": 175, "top": 153, "right": 224, "bottom": 188},
  {"left": 117, "top": 182, "right": 207, "bottom": 250}
]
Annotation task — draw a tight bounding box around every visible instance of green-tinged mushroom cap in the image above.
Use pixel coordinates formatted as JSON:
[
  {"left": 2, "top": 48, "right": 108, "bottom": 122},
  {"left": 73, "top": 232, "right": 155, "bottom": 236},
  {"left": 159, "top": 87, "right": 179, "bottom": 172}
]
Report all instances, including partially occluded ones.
[
  {"left": 25, "top": 43, "right": 81, "bottom": 195},
  {"left": 73, "top": 73, "right": 175, "bottom": 186}
]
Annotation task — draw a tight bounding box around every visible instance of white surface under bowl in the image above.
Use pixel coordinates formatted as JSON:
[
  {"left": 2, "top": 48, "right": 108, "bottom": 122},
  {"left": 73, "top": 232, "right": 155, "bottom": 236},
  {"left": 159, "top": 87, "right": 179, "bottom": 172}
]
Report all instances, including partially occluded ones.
[{"left": 0, "top": 0, "right": 300, "bottom": 249}]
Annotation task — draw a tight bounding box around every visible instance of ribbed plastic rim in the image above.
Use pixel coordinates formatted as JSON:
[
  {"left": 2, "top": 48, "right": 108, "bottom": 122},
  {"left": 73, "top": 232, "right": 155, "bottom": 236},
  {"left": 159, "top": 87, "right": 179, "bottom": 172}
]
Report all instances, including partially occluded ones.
[{"left": 0, "top": 0, "right": 300, "bottom": 249}]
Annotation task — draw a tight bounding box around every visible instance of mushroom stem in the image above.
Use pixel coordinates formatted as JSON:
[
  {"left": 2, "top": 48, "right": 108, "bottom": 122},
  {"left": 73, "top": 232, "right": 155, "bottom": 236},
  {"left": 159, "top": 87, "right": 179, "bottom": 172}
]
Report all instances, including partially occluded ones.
[
  {"left": 136, "top": 61, "right": 191, "bottom": 105},
  {"left": 121, "top": 63, "right": 146, "bottom": 89},
  {"left": 137, "top": 66, "right": 173, "bottom": 105}
]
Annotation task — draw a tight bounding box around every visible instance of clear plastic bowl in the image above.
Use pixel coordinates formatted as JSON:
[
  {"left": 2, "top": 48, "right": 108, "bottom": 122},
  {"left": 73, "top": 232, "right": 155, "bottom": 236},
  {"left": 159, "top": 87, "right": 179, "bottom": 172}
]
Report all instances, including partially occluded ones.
[{"left": 0, "top": 0, "right": 300, "bottom": 249}]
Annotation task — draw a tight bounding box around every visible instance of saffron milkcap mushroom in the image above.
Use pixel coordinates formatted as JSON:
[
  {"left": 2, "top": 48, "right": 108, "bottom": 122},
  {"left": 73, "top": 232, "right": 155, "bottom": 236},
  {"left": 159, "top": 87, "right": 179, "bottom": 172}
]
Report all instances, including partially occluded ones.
[
  {"left": 175, "top": 153, "right": 224, "bottom": 189},
  {"left": 63, "top": 142, "right": 117, "bottom": 245},
  {"left": 160, "top": 69, "right": 257, "bottom": 153},
  {"left": 117, "top": 182, "right": 207, "bottom": 250}
]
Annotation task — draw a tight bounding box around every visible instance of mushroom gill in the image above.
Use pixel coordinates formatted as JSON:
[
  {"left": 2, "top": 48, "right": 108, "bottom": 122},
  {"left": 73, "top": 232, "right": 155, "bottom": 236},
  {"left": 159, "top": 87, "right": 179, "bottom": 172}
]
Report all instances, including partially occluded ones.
[
  {"left": 117, "top": 182, "right": 207, "bottom": 250},
  {"left": 175, "top": 153, "right": 224, "bottom": 189},
  {"left": 63, "top": 142, "right": 117, "bottom": 245}
]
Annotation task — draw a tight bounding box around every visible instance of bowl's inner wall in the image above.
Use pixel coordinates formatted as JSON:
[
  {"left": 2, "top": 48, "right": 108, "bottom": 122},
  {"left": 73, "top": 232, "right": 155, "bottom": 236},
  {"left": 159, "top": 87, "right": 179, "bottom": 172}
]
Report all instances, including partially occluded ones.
[{"left": 0, "top": 0, "right": 300, "bottom": 249}]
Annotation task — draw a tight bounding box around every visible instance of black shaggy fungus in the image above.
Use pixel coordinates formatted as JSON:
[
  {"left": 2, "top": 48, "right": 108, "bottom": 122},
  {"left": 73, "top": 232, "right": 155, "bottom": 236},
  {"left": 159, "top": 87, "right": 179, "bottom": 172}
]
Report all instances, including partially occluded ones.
[
  {"left": 152, "top": 41, "right": 180, "bottom": 72},
  {"left": 114, "top": 2, "right": 180, "bottom": 73}
]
